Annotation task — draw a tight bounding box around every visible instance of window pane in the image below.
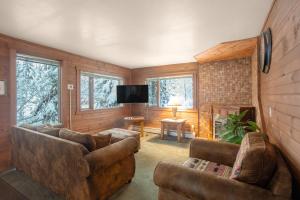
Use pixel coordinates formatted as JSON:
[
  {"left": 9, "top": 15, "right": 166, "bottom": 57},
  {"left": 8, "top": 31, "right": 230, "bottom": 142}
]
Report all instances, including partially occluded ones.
[
  {"left": 148, "top": 79, "right": 158, "bottom": 106},
  {"left": 16, "top": 55, "right": 60, "bottom": 125},
  {"left": 94, "top": 77, "right": 119, "bottom": 109},
  {"left": 159, "top": 76, "right": 193, "bottom": 108},
  {"left": 80, "top": 75, "right": 90, "bottom": 109}
]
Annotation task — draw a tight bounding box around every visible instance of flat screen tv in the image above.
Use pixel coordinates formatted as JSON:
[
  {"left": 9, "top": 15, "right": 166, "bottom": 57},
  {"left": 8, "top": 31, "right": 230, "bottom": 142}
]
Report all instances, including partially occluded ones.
[{"left": 117, "top": 85, "right": 148, "bottom": 103}]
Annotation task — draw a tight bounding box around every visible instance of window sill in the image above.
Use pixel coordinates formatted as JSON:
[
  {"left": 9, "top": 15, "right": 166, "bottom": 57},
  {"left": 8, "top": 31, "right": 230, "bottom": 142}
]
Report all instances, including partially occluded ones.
[{"left": 76, "top": 106, "right": 126, "bottom": 115}]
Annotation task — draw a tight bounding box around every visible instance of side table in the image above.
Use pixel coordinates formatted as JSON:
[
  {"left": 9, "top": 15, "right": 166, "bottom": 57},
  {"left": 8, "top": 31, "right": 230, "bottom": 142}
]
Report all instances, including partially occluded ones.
[
  {"left": 124, "top": 116, "right": 145, "bottom": 137},
  {"left": 161, "top": 118, "right": 187, "bottom": 142}
]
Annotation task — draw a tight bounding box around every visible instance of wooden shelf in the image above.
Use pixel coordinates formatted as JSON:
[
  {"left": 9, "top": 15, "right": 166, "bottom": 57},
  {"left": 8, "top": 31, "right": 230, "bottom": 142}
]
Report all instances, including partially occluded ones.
[{"left": 194, "top": 37, "right": 257, "bottom": 64}]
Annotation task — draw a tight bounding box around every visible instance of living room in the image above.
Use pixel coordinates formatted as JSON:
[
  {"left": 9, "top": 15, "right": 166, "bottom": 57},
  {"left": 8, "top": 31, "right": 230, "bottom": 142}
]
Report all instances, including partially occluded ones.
[{"left": 0, "top": 0, "right": 299, "bottom": 199}]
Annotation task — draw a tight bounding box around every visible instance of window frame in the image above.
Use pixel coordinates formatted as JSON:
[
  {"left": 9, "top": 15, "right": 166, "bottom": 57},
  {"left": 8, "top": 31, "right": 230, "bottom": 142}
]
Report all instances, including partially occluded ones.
[
  {"left": 15, "top": 53, "right": 62, "bottom": 125},
  {"left": 146, "top": 73, "right": 197, "bottom": 111},
  {"left": 77, "top": 68, "right": 124, "bottom": 113}
]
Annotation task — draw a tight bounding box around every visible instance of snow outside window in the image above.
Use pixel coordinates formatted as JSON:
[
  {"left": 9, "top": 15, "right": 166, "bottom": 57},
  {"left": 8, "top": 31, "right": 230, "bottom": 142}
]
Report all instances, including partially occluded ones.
[
  {"left": 16, "top": 54, "right": 60, "bottom": 125},
  {"left": 80, "top": 75, "right": 90, "bottom": 109},
  {"left": 80, "top": 72, "right": 122, "bottom": 110},
  {"left": 146, "top": 75, "right": 193, "bottom": 109}
]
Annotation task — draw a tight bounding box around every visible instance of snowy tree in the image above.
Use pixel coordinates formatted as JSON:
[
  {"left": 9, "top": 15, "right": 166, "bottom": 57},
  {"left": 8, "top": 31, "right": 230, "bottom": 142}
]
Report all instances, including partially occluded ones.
[
  {"left": 80, "top": 73, "right": 121, "bottom": 110},
  {"left": 16, "top": 56, "right": 60, "bottom": 125},
  {"left": 147, "top": 79, "right": 158, "bottom": 106},
  {"left": 94, "top": 77, "right": 119, "bottom": 109},
  {"left": 80, "top": 75, "right": 90, "bottom": 109}
]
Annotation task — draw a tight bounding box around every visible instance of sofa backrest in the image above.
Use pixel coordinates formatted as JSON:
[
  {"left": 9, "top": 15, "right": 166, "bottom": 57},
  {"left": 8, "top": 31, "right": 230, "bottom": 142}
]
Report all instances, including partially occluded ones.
[
  {"left": 11, "top": 126, "right": 91, "bottom": 200},
  {"left": 230, "top": 132, "right": 292, "bottom": 198},
  {"left": 267, "top": 149, "right": 292, "bottom": 198}
]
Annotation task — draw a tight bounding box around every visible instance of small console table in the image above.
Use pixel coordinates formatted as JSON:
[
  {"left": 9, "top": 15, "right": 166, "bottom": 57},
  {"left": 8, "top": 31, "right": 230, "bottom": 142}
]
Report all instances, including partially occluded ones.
[
  {"left": 161, "top": 118, "right": 187, "bottom": 142},
  {"left": 124, "top": 116, "right": 145, "bottom": 137}
]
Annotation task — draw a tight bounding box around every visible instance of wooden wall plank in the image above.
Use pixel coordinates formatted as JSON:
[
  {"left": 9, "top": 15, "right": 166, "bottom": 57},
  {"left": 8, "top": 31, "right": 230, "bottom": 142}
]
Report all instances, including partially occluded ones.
[{"left": 256, "top": 0, "right": 300, "bottom": 191}]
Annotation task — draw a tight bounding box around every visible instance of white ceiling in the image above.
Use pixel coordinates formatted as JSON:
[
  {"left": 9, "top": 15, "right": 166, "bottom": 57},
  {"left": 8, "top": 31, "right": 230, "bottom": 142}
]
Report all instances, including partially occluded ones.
[{"left": 0, "top": 0, "right": 273, "bottom": 68}]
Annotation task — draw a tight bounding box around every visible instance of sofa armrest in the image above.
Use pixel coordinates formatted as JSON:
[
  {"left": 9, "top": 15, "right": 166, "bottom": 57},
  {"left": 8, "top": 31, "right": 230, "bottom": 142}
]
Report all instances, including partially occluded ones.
[
  {"left": 190, "top": 139, "right": 240, "bottom": 166},
  {"left": 154, "top": 162, "right": 279, "bottom": 200},
  {"left": 85, "top": 137, "right": 137, "bottom": 172}
]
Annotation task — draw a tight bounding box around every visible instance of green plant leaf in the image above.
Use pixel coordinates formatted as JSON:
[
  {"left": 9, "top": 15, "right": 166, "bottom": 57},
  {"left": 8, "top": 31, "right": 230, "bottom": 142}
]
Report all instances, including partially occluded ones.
[
  {"left": 231, "top": 137, "right": 243, "bottom": 144},
  {"left": 247, "top": 121, "right": 260, "bottom": 131},
  {"left": 237, "top": 128, "right": 246, "bottom": 138},
  {"left": 237, "top": 110, "right": 248, "bottom": 121},
  {"left": 220, "top": 135, "right": 231, "bottom": 142},
  {"left": 220, "top": 130, "right": 232, "bottom": 136},
  {"left": 218, "top": 110, "right": 253, "bottom": 144}
]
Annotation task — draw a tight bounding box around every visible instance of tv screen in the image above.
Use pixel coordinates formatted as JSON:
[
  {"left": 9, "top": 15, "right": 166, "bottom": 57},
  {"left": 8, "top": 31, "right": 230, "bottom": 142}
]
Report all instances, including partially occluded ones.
[{"left": 117, "top": 85, "right": 148, "bottom": 103}]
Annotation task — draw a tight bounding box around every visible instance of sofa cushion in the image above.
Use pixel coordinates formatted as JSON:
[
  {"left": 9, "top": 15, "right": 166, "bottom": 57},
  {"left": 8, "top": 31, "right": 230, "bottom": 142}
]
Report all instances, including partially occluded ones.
[
  {"left": 19, "top": 124, "right": 61, "bottom": 137},
  {"left": 230, "top": 132, "right": 277, "bottom": 186},
  {"left": 98, "top": 128, "right": 141, "bottom": 151},
  {"left": 59, "top": 129, "right": 96, "bottom": 152},
  {"left": 36, "top": 126, "right": 60, "bottom": 137},
  {"left": 183, "top": 158, "right": 232, "bottom": 178},
  {"left": 19, "top": 123, "right": 41, "bottom": 131},
  {"left": 93, "top": 133, "right": 111, "bottom": 149}
]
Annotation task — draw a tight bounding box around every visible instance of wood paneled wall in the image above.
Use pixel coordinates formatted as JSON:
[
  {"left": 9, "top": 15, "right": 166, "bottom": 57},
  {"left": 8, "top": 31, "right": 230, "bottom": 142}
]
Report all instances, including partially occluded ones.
[
  {"left": 0, "top": 39, "right": 10, "bottom": 170},
  {"left": 131, "top": 63, "right": 199, "bottom": 134},
  {"left": 0, "top": 34, "right": 131, "bottom": 171},
  {"left": 251, "top": 41, "right": 265, "bottom": 131},
  {"left": 256, "top": 0, "right": 300, "bottom": 189}
]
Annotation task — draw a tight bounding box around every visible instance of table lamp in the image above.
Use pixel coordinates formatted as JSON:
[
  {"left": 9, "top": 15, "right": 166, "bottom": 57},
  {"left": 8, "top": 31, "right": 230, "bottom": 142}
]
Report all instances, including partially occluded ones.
[{"left": 168, "top": 96, "right": 182, "bottom": 119}]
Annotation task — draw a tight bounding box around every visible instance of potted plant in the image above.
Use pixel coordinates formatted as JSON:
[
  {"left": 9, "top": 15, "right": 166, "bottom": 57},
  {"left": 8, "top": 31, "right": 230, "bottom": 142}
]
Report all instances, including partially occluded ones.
[{"left": 219, "top": 110, "right": 260, "bottom": 144}]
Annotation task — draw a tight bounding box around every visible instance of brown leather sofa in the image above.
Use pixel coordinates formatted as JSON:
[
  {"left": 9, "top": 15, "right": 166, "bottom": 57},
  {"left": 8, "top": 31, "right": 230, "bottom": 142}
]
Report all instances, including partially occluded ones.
[
  {"left": 154, "top": 133, "right": 292, "bottom": 200},
  {"left": 11, "top": 126, "right": 138, "bottom": 200}
]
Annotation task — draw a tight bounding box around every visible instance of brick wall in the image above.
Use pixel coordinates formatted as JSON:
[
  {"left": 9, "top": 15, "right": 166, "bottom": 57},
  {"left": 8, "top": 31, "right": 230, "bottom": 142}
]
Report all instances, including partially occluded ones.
[
  {"left": 199, "top": 57, "right": 252, "bottom": 105},
  {"left": 198, "top": 57, "right": 252, "bottom": 138}
]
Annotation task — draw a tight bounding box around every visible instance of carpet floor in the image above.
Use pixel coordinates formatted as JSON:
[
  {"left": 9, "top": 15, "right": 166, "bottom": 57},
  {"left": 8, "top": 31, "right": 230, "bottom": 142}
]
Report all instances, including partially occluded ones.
[{"left": 0, "top": 133, "right": 190, "bottom": 200}]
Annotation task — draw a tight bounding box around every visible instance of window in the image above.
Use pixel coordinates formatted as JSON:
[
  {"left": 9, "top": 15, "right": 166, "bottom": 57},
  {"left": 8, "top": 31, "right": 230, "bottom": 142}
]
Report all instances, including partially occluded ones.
[
  {"left": 148, "top": 79, "right": 158, "bottom": 106},
  {"left": 80, "top": 72, "right": 122, "bottom": 110},
  {"left": 80, "top": 75, "right": 90, "bottom": 109},
  {"left": 16, "top": 54, "right": 60, "bottom": 125},
  {"left": 146, "top": 75, "right": 193, "bottom": 109}
]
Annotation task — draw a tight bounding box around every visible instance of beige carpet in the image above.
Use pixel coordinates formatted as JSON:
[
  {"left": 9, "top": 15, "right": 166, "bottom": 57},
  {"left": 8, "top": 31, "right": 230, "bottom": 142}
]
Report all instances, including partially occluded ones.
[{"left": 0, "top": 133, "right": 190, "bottom": 200}]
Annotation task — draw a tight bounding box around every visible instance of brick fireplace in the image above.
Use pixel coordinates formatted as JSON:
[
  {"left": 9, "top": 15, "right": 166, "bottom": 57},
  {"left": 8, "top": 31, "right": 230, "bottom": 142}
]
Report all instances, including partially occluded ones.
[{"left": 199, "top": 104, "right": 255, "bottom": 139}]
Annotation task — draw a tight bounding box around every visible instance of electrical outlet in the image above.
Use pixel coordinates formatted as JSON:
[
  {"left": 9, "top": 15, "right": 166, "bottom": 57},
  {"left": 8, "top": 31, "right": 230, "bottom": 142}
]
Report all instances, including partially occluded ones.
[{"left": 67, "top": 84, "right": 74, "bottom": 90}]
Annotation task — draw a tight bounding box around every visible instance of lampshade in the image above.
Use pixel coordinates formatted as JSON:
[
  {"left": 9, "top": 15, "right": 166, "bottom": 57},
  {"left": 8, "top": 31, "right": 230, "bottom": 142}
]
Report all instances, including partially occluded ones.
[{"left": 168, "top": 96, "right": 182, "bottom": 106}]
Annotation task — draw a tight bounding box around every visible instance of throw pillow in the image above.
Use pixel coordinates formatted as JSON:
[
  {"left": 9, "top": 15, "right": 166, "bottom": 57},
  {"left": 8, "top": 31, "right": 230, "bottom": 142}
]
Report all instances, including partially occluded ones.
[
  {"left": 230, "top": 132, "right": 277, "bottom": 187},
  {"left": 59, "top": 129, "right": 96, "bottom": 152},
  {"left": 93, "top": 133, "right": 112, "bottom": 149}
]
